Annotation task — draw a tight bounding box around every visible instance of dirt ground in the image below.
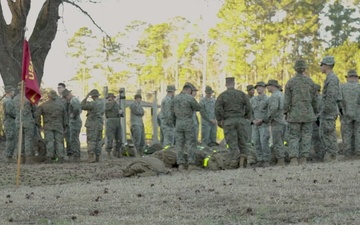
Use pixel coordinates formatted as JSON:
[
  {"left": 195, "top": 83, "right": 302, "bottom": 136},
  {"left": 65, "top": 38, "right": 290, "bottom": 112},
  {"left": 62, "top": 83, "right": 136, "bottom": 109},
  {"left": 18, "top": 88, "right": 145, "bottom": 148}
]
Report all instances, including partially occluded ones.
[{"left": 0, "top": 147, "right": 360, "bottom": 225}]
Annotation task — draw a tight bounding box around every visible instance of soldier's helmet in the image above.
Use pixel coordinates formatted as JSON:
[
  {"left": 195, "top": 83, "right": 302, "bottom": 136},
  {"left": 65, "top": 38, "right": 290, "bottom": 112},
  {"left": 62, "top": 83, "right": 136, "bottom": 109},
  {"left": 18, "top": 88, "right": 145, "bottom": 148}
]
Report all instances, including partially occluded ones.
[
  {"left": 166, "top": 85, "right": 176, "bottom": 92},
  {"left": 107, "top": 93, "right": 115, "bottom": 99},
  {"left": 294, "top": 59, "right": 307, "bottom": 70},
  {"left": 346, "top": 69, "right": 358, "bottom": 78},
  {"left": 205, "top": 86, "right": 214, "bottom": 93},
  {"left": 89, "top": 89, "right": 100, "bottom": 97},
  {"left": 320, "top": 56, "right": 335, "bottom": 66},
  {"left": 62, "top": 89, "right": 71, "bottom": 98},
  {"left": 48, "top": 90, "right": 58, "bottom": 99}
]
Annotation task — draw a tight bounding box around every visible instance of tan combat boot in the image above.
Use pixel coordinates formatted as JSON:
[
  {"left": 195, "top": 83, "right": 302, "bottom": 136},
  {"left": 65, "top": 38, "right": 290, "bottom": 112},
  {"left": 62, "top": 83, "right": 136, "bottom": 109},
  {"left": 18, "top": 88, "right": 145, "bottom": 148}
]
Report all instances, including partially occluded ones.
[
  {"left": 239, "top": 157, "right": 245, "bottom": 168},
  {"left": 95, "top": 155, "right": 100, "bottom": 163},
  {"left": 188, "top": 165, "right": 202, "bottom": 171},
  {"left": 289, "top": 158, "right": 298, "bottom": 166},
  {"left": 276, "top": 158, "right": 285, "bottom": 166},
  {"left": 87, "top": 153, "right": 96, "bottom": 163},
  {"left": 298, "top": 157, "right": 307, "bottom": 165},
  {"left": 178, "top": 164, "right": 186, "bottom": 172},
  {"left": 6, "top": 157, "right": 16, "bottom": 163},
  {"left": 107, "top": 152, "right": 112, "bottom": 160}
]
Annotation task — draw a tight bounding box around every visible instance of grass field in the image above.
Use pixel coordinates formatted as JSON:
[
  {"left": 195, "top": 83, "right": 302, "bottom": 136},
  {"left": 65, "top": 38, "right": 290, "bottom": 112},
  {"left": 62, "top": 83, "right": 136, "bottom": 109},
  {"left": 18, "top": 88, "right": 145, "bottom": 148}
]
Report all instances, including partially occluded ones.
[{"left": 0, "top": 152, "right": 359, "bottom": 225}]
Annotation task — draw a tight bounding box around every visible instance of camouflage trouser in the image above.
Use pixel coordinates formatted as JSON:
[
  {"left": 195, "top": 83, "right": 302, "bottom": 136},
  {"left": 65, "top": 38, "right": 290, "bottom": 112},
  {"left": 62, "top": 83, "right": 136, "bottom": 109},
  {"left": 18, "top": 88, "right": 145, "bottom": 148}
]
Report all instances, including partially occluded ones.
[
  {"left": 341, "top": 118, "right": 360, "bottom": 156},
  {"left": 253, "top": 124, "right": 270, "bottom": 162},
  {"left": 175, "top": 129, "right": 196, "bottom": 165},
  {"left": 64, "top": 126, "right": 71, "bottom": 155},
  {"left": 4, "top": 122, "right": 16, "bottom": 158},
  {"left": 105, "top": 118, "right": 122, "bottom": 153},
  {"left": 160, "top": 123, "right": 175, "bottom": 147},
  {"left": 131, "top": 125, "right": 145, "bottom": 154},
  {"left": 319, "top": 119, "right": 338, "bottom": 156},
  {"left": 44, "top": 130, "right": 65, "bottom": 158},
  {"left": 201, "top": 123, "right": 217, "bottom": 145},
  {"left": 194, "top": 124, "right": 199, "bottom": 143},
  {"left": 69, "top": 126, "right": 81, "bottom": 157},
  {"left": 312, "top": 123, "right": 325, "bottom": 160},
  {"left": 270, "top": 123, "right": 285, "bottom": 159},
  {"left": 287, "top": 122, "right": 313, "bottom": 158},
  {"left": 223, "top": 117, "right": 249, "bottom": 158},
  {"left": 86, "top": 129, "right": 103, "bottom": 156},
  {"left": 17, "top": 126, "right": 35, "bottom": 157}
]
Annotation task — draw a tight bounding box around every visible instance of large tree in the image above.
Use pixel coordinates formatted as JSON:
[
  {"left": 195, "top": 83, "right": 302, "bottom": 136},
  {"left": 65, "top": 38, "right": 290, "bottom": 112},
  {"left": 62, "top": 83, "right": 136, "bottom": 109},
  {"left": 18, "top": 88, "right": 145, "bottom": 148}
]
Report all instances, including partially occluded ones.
[{"left": 0, "top": 0, "right": 105, "bottom": 88}]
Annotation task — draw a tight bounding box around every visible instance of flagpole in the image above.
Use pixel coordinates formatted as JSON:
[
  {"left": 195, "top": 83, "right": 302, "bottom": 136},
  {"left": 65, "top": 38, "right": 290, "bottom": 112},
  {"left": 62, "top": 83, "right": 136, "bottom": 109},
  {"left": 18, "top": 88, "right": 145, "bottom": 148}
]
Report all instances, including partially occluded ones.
[{"left": 16, "top": 80, "right": 25, "bottom": 187}]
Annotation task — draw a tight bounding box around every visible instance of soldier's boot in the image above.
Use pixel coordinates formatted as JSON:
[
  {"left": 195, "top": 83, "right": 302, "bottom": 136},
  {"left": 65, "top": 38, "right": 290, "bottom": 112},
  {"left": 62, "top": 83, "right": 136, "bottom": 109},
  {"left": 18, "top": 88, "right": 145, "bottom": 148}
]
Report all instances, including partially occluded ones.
[
  {"left": 298, "top": 157, "right": 307, "bottom": 165},
  {"left": 275, "top": 158, "right": 285, "bottom": 167},
  {"left": 21, "top": 156, "right": 26, "bottom": 164},
  {"left": 188, "top": 164, "right": 202, "bottom": 171},
  {"left": 324, "top": 154, "right": 337, "bottom": 163},
  {"left": 178, "top": 164, "right": 186, "bottom": 172},
  {"left": 262, "top": 161, "right": 270, "bottom": 167},
  {"left": 95, "top": 155, "right": 100, "bottom": 163},
  {"left": 107, "top": 152, "right": 112, "bottom": 160},
  {"left": 239, "top": 157, "right": 245, "bottom": 168},
  {"left": 6, "top": 157, "right": 16, "bottom": 163},
  {"left": 57, "top": 157, "right": 65, "bottom": 163},
  {"left": 289, "top": 158, "right": 298, "bottom": 166},
  {"left": 87, "top": 153, "right": 96, "bottom": 163},
  {"left": 73, "top": 156, "right": 81, "bottom": 163}
]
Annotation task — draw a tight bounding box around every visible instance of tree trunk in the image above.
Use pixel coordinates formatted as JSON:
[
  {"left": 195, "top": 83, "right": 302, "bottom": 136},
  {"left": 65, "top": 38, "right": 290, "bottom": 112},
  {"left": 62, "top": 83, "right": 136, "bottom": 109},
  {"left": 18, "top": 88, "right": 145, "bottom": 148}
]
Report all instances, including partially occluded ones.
[{"left": 0, "top": 0, "right": 62, "bottom": 88}]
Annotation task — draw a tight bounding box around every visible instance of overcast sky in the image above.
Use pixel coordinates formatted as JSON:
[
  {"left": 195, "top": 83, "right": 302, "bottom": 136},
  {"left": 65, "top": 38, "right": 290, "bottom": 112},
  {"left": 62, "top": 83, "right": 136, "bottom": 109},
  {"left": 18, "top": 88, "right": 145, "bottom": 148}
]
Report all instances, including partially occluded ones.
[{"left": 0, "top": 0, "right": 223, "bottom": 89}]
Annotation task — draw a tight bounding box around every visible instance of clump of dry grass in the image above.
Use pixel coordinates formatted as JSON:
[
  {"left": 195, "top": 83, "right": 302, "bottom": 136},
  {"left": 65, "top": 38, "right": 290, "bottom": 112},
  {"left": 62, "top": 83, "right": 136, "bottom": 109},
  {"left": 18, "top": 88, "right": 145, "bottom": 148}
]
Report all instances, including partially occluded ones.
[{"left": 0, "top": 158, "right": 360, "bottom": 224}]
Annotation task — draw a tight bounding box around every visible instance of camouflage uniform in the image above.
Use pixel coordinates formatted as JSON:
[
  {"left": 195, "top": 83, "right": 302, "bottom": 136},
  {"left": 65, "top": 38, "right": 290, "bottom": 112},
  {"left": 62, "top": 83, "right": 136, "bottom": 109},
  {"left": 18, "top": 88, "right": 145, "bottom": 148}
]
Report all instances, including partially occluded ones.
[
  {"left": 3, "top": 93, "right": 16, "bottom": 158},
  {"left": 319, "top": 56, "right": 341, "bottom": 158},
  {"left": 13, "top": 94, "right": 36, "bottom": 157},
  {"left": 60, "top": 97, "right": 71, "bottom": 155},
  {"left": 67, "top": 93, "right": 82, "bottom": 158},
  {"left": 284, "top": 61, "right": 318, "bottom": 160},
  {"left": 263, "top": 80, "right": 286, "bottom": 160},
  {"left": 35, "top": 91, "right": 67, "bottom": 159},
  {"left": 250, "top": 84, "right": 270, "bottom": 162},
  {"left": 81, "top": 90, "right": 105, "bottom": 157},
  {"left": 215, "top": 80, "right": 252, "bottom": 163},
  {"left": 199, "top": 93, "right": 217, "bottom": 145},
  {"left": 160, "top": 95, "right": 175, "bottom": 146},
  {"left": 340, "top": 70, "right": 360, "bottom": 157},
  {"left": 312, "top": 86, "right": 325, "bottom": 160},
  {"left": 105, "top": 95, "right": 122, "bottom": 154},
  {"left": 130, "top": 96, "right": 145, "bottom": 155},
  {"left": 170, "top": 91, "right": 201, "bottom": 165}
]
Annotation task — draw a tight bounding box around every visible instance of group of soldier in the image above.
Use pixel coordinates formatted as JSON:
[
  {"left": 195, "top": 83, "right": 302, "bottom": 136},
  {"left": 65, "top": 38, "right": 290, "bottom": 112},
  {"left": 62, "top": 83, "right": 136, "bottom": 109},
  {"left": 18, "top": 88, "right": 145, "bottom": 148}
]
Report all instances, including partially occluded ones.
[
  {"left": 1, "top": 81, "right": 147, "bottom": 164},
  {"left": 160, "top": 55, "right": 359, "bottom": 171},
  {"left": 2, "top": 55, "right": 359, "bottom": 170}
]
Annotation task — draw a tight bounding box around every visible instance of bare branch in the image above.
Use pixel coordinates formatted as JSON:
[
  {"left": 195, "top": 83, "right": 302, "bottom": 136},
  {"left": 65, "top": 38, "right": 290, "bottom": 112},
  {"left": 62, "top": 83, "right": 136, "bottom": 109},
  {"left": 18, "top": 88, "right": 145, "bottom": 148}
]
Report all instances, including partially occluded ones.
[
  {"left": 6, "top": 0, "right": 30, "bottom": 27},
  {"left": 63, "top": 0, "right": 110, "bottom": 38}
]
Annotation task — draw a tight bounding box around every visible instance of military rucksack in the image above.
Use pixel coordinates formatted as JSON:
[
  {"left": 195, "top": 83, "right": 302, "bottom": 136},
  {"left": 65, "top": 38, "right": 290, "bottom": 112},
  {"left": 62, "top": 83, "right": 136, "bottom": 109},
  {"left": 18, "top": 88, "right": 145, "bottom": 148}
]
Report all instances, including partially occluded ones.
[
  {"left": 123, "top": 157, "right": 170, "bottom": 177},
  {"left": 151, "top": 145, "right": 177, "bottom": 168},
  {"left": 143, "top": 143, "right": 163, "bottom": 155}
]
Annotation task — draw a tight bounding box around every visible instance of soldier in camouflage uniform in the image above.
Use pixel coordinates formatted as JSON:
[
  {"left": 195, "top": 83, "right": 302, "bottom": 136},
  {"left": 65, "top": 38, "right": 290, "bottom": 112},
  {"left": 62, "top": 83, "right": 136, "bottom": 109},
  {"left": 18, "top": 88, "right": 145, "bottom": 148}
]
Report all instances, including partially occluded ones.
[
  {"left": 13, "top": 85, "right": 37, "bottom": 163},
  {"left": 2, "top": 86, "right": 16, "bottom": 162},
  {"left": 105, "top": 93, "right": 122, "bottom": 159},
  {"left": 256, "top": 80, "right": 286, "bottom": 166},
  {"left": 170, "top": 84, "right": 202, "bottom": 171},
  {"left": 319, "top": 56, "right": 341, "bottom": 162},
  {"left": 62, "top": 89, "right": 82, "bottom": 162},
  {"left": 130, "top": 94, "right": 145, "bottom": 155},
  {"left": 160, "top": 85, "right": 176, "bottom": 147},
  {"left": 36, "top": 90, "right": 67, "bottom": 162},
  {"left": 185, "top": 82, "right": 200, "bottom": 143},
  {"left": 246, "top": 85, "right": 255, "bottom": 99},
  {"left": 340, "top": 70, "right": 360, "bottom": 159},
  {"left": 199, "top": 86, "right": 218, "bottom": 145},
  {"left": 284, "top": 59, "right": 318, "bottom": 166},
  {"left": 57, "top": 83, "right": 71, "bottom": 156},
  {"left": 250, "top": 81, "right": 270, "bottom": 167},
  {"left": 81, "top": 89, "right": 105, "bottom": 163},
  {"left": 215, "top": 77, "right": 252, "bottom": 168}
]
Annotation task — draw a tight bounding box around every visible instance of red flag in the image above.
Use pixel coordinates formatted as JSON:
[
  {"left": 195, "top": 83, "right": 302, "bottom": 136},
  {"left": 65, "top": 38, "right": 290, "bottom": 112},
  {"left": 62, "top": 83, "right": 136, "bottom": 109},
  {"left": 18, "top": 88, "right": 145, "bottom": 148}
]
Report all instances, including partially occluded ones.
[{"left": 21, "top": 40, "right": 41, "bottom": 105}]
